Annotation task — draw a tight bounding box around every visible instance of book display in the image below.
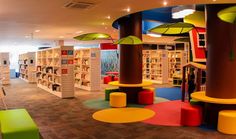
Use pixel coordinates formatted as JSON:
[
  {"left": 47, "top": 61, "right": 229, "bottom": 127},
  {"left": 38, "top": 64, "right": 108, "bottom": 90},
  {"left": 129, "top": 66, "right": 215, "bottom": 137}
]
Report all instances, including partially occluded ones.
[
  {"left": 36, "top": 46, "right": 74, "bottom": 98},
  {"left": 0, "top": 53, "right": 10, "bottom": 85},
  {"left": 74, "top": 48, "right": 101, "bottom": 91}
]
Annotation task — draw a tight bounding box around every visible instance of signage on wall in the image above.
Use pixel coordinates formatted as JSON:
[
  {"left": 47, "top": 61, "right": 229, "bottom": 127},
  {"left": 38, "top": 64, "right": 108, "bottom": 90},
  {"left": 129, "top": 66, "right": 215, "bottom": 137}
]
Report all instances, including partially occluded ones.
[
  {"left": 67, "top": 59, "right": 73, "bottom": 64},
  {"left": 61, "top": 50, "right": 68, "bottom": 55},
  {"left": 61, "top": 59, "right": 68, "bottom": 65},
  {"left": 91, "top": 52, "right": 96, "bottom": 59},
  {"left": 67, "top": 50, "right": 73, "bottom": 55},
  {"left": 61, "top": 69, "right": 68, "bottom": 74}
]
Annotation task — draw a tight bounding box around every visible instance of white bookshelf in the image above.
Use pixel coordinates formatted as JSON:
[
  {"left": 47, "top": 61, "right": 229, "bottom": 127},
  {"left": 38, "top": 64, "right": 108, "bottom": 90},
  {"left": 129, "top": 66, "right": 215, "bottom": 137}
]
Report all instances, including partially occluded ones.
[
  {"left": 168, "top": 50, "right": 187, "bottom": 86},
  {"left": 74, "top": 48, "right": 101, "bottom": 91},
  {"left": 143, "top": 50, "right": 168, "bottom": 84},
  {"left": 19, "top": 52, "right": 36, "bottom": 83},
  {"left": 0, "top": 53, "right": 10, "bottom": 85},
  {"left": 36, "top": 46, "right": 74, "bottom": 98}
]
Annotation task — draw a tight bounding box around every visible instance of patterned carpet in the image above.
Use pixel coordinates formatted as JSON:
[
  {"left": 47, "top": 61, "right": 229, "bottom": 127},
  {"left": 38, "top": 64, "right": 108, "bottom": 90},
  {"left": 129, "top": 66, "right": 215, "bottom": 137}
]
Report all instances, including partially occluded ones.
[{"left": 1, "top": 79, "right": 235, "bottom": 139}]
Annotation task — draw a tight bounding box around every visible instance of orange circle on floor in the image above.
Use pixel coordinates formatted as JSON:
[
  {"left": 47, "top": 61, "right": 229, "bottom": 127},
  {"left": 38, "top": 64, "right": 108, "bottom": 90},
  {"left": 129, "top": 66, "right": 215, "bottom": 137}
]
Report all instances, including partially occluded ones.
[{"left": 92, "top": 108, "right": 155, "bottom": 123}]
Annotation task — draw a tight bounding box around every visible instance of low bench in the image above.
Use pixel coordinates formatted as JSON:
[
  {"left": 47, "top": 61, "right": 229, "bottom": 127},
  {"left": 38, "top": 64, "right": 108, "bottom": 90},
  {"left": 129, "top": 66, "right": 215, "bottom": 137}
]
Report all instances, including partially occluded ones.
[{"left": 0, "top": 109, "right": 39, "bottom": 139}]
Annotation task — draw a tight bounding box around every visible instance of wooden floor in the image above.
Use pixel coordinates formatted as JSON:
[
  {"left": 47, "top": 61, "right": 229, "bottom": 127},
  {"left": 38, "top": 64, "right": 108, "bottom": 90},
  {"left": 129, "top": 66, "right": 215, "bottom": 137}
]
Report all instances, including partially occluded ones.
[{"left": 1, "top": 79, "right": 236, "bottom": 139}]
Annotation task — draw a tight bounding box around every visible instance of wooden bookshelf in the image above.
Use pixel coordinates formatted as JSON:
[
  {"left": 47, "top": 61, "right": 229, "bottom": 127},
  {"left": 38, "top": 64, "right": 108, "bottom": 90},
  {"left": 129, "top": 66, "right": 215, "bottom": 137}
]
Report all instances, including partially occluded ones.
[
  {"left": 74, "top": 48, "right": 101, "bottom": 91},
  {"left": 36, "top": 46, "right": 74, "bottom": 98},
  {"left": 142, "top": 50, "right": 168, "bottom": 84},
  {"left": 168, "top": 50, "right": 187, "bottom": 86},
  {"left": 0, "top": 52, "right": 10, "bottom": 85},
  {"left": 19, "top": 52, "right": 36, "bottom": 83}
]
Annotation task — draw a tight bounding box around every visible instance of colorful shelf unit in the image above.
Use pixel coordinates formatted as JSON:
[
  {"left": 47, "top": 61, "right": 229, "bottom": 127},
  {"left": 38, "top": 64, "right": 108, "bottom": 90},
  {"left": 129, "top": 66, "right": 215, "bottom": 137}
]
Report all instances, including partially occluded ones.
[
  {"left": 74, "top": 48, "right": 101, "bottom": 91},
  {"left": 142, "top": 50, "right": 168, "bottom": 84},
  {"left": 36, "top": 46, "right": 74, "bottom": 98},
  {"left": 19, "top": 52, "right": 36, "bottom": 83},
  {"left": 0, "top": 52, "right": 10, "bottom": 85},
  {"left": 168, "top": 50, "right": 188, "bottom": 86}
]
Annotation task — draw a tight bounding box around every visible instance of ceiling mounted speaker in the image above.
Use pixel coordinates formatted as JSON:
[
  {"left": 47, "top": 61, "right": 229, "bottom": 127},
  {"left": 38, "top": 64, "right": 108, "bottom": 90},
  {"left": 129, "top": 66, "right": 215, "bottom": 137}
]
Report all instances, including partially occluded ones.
[{"left": 64, "top": 0, "right": 95, "bottom": 9}]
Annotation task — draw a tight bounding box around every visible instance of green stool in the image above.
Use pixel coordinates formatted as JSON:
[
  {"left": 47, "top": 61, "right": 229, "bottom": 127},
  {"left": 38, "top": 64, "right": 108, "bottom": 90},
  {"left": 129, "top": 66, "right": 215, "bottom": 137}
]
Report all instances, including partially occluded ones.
[
  {"left": 190, "top": 99, "right": 204, "bottom": 106},
  {"left": 0, "top": 109, "right": 39, "bottom": 139},
  {"left": 105, "top": 88, "right": 119, "bottom": 101}
]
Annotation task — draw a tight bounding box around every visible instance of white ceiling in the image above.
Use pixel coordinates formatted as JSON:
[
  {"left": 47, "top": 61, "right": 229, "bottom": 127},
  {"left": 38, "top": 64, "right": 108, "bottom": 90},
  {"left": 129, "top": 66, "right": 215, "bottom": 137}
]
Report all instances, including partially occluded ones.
[{"left": 0, "top": 0, "right": 235, "bottom": 46}]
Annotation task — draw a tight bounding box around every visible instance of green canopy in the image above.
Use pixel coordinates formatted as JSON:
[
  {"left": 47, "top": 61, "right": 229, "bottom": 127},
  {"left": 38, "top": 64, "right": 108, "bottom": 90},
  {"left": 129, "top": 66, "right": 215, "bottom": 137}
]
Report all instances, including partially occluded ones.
[
  {"left": 148, "top": 22, "right": 195, "bottom": 35},
  {"left": 218, "top": 6, "right": 236, "bottom": 24},
  {"left": 114, "top": 35, "right": 143, "bottom": 45},
  {"left": 74, "top": 33, "right": 112, "bottom": 41},
  {"left": 174, "top": 37, "right": 190, "bottom": 42}
]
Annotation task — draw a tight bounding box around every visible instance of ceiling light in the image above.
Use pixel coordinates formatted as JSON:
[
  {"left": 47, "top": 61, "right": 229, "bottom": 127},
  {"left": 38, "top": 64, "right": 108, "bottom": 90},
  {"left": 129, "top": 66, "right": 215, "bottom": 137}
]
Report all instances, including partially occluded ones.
[
  {"left": 105, "top": 27, "right": 108, "bottom": 30},
  {"left": 172, "top": 5, "right": 195, "bottom": 19},
  {"left": 59, "top": 36, "right": 64, "bottom": 39},
  {"left": 124, "top": 7, "right": 131, "bottom": 12},
  {"left": 163, "top": 1, "right": 168, "bottom": 6},
  {"left": 213, "top": 0, "right": 216, "bottom": 1},
  {"left": 147, "top": 33, "right": 162, "bottom": 38},
  {"left": 25, "top": 35, "right": 30, "bottom": 38},
  {"left": 102, "top": 22, "right": 105, "bottom": 25},
  {"left": 75, "top": 31, "right": 83, "bottom": 34},
  {"left": 106, "top": 16, "right": 111, "bottom": 19},
  {"left": 35, "top": 30, "right": 40, "bottom": 33}
]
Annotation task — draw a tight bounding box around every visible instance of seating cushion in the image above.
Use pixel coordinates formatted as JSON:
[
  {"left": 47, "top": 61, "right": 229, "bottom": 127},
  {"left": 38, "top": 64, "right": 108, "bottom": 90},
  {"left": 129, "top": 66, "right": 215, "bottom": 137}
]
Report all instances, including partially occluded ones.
[
  {"left": 110, "top": 92, "right": 126, "bottom": 108},
  {"left": 0, "top": 109, "right": 39, "bottom": 139},
  {"left": 218, "top": 110, "right": 236, "bottom": 134},
  {"left": 105, "top": 88, "right": 119, "bottom": 101},
  {"left": 181, "top": 103, "right": 202, "bottom": 126},
  {"left": 138, "top": 90, "right": 154, "bottom": 105},
  {"left": 103, "top": 76, "right": 112, "bottom": 84}
]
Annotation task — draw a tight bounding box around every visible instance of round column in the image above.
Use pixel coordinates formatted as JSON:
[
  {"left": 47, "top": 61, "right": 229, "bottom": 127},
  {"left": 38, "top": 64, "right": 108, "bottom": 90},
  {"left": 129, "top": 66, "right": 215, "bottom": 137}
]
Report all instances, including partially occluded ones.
[
  {"left": 118, "top": 12, "right": 143, "bottom": 103},
  {"left": 204, "top": 4, "right": 236, "bottom": 128}
]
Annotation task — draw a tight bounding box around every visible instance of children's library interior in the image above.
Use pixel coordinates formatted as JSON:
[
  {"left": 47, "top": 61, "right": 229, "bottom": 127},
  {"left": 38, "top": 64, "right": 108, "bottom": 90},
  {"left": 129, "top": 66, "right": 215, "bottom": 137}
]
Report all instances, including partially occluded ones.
[{"left": 0, "top": 0, "right": 236, "bottom": 139}]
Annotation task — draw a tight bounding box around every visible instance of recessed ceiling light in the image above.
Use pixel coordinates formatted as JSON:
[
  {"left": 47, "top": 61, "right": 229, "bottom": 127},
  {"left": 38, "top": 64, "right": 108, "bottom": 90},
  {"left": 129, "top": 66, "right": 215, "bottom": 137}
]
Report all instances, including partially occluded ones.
[
  {"left": 25, "top": 35, "right": 30, "bottom": 38},
  {"left": 163, "top": 1, "right": 168, "bottom": 6},
  {"left": 105, "top": 27, "right": 108, "bottom": 30},
  {"left": 147, "top": 33, "right": 162, "bottom": 38},
  {"left": 212, "top": 0, "right": 216, "bottom": 1},
  {"left": 35, "top": 29, "right": 40, "bottom": 33},
  {"left": 59, "top": 36, "right": 64, "bottom": 39},
  {"left": 106, "top": 16, "right": 111, "bottom": 19},
  {"left": 75, "top": 31, "right": 83, "bottom": 34},
  {"left": 126, "top": 7, "right": 131, "bottom": 12},
  {"left": 102, "top": 22, "right": 105, "bottom": 25}
]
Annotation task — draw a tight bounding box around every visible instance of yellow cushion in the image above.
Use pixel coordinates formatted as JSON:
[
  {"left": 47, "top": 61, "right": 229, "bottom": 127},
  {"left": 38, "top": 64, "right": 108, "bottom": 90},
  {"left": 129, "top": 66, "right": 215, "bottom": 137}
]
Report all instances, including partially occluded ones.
[
  {"left": 110, "top": 92, "right": 126, "bottom": 108},
  {"left": 218, "top": 110, "right": 236, "bottom": 134}
]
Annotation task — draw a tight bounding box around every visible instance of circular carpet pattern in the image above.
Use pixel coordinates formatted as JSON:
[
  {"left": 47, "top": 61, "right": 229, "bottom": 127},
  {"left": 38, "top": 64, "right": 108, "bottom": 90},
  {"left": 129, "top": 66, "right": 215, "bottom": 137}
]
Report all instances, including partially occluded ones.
[
  {"left": 143, "top": 100, "right": 184, "bottom": 126},
  {"left": 83, "top": 97, "right": 170, "bottom": 109},
  {"left": 92, "top": 108, "right": 155, "bottom": 123}
]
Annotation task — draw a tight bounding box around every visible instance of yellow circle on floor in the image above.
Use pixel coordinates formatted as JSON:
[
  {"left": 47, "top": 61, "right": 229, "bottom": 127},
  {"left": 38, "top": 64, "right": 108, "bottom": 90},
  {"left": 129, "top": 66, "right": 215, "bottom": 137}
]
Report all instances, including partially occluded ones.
[{"left": 92, "top": 108, "right": 155, "bottom": 123}]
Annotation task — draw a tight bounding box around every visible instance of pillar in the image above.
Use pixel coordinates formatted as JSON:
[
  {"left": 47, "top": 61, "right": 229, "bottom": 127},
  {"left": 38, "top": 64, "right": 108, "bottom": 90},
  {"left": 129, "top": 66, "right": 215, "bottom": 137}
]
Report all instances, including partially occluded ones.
[
  {"left": 204, "top": 4, "right": 236, "bottom": 128},
  {"left": 118, "top": 12, "right": 142, "bottom": 103}
]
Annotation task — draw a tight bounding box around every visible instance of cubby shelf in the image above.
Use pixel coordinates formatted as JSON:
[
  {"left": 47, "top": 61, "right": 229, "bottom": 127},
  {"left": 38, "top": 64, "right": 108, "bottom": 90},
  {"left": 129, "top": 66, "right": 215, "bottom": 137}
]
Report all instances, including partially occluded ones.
[
  {"left": 168, "top": 50, "right": 187, "bottom": 86},
  {"left": 19, "top": 52, "right": 36, "bottom": 83},
  {"left": 0, "top": 52, "right": 10, "bottom": 85},
  {"left": 142, "top": 50, "right": 168, "bottom": 84},
  {"left": 36, "top": 46, "right": 74, "bottom": 98},
  {"left": 74, "top": 48, "right": 101, "bottom": 91}
]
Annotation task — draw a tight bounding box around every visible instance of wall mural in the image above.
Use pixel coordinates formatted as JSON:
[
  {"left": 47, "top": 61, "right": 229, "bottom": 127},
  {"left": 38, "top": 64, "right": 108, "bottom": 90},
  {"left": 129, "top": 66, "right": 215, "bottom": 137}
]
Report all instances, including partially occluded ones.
[{"left": 101, "top": 50, "right": 119, "bottom": 75}]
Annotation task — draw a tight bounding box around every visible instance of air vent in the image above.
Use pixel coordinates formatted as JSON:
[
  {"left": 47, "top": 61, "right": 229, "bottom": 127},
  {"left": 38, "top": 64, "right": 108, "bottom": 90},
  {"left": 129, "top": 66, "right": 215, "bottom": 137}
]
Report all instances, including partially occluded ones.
[{"left": 64, "top": 0, "right": 95, "bottom": 9}]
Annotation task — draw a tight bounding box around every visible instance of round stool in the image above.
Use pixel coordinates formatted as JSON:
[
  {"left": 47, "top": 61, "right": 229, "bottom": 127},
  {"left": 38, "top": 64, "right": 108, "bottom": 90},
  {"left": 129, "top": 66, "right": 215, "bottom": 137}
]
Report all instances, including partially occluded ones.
[
  {"left": 110, "top": 92, "right": 126, "bottom": 108},
  {"left": 218, "top": 110, "right": 236, "bottom": 134},
  {"left": 105, "top": 88, "right": 119, "bottom": 101},
  {"left": 113, "top": 77, "right": 119, "bottom": 81},
  {"left": 103, "top": 76, "right": 112, "bottom": 84},
  {"left": 138, "top": 90, "right": 154, "bottom": 105},
  {"left": 181, "top": 103, "right": 202, "bottom": 126}
]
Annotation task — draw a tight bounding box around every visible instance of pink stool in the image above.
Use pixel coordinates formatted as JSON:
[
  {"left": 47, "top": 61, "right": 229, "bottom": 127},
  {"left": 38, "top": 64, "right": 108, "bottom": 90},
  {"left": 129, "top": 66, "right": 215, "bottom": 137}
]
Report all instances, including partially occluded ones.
[
  {"left": 138, "top": 90, "right": 154, "bottom": 105},
  {"left": 181, "top": 103, "right": 202, "bottom": 126},
  {"left": 103, "top": 76, "right": 112, "bottom": 84}
]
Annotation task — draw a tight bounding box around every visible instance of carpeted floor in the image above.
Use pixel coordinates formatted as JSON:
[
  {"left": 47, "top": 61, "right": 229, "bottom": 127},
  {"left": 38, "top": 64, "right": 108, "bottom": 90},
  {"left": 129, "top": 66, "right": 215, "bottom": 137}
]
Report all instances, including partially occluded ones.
[
  {"left": 1, "top": 79, "right": 236, "bottom": 139},
  {"left": 155, "top": 87, "right": 182, "bottom": 100}
]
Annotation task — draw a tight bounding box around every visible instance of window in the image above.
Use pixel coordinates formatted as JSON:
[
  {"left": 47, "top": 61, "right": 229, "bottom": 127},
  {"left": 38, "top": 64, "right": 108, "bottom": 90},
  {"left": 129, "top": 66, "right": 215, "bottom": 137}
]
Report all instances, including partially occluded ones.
[{"left": 198, "top": 33, "right": 206, "bottom": 48}]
